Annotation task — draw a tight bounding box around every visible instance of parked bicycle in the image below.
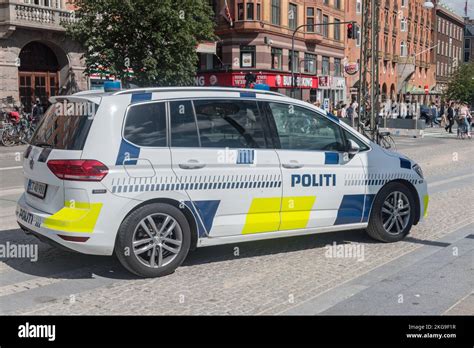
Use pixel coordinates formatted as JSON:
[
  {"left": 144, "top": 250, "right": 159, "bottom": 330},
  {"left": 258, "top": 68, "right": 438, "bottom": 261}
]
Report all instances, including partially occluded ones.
[{"left": 359, "top": 121, "right": 397, "bottom": 151}]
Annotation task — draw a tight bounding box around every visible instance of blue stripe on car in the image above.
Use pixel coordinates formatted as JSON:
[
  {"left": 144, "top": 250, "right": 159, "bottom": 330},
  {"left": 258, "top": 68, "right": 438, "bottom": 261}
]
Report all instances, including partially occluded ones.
[
  {"left": 400, "top": 158, "right": 411, "bottom": 169},
  {"left": 131, "top": 93, "right": 152, "bottom": 103},
  {"left": 115, "top": 139, "right": 140, "bottom": 165},
  {"left": 325, "top": 152, "right": 339, "bottom": 165}
]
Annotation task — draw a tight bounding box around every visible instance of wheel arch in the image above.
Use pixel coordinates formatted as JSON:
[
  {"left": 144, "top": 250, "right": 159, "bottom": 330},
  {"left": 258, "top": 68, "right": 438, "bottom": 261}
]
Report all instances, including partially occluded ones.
[{"left": 119, "top": 198, "right": 199, "bottom": 251}]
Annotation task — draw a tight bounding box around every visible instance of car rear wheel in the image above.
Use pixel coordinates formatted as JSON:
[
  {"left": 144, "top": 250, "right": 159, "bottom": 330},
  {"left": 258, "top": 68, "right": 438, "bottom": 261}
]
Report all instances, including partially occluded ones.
[
  {"left": 115, "top": 203, "right": 191, "bottom": 277},
  {"left": 366, "top": 182, "right": 415, "bottom": 242}
]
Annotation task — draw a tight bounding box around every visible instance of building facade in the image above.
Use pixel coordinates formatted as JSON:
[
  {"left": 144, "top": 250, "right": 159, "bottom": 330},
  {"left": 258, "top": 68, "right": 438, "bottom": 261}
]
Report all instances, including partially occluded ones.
[
  {"left": 432, "top": 1, "right": 464, "bottom": 95},
  {"left": 198, "top": 0, "right": 346, "bottom": 105},
  {"left": 0, "top": 0, "right": 87, "bottom": 111},
  {"left": 464, "top": 18, "right": 474, "bottom": 62},
  {"left": 345, "top": 0, "right": 436, "bottom": 105}
]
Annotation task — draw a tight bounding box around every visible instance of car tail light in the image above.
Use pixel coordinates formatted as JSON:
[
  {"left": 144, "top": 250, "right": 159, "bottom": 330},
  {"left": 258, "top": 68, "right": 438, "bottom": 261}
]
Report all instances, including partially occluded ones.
[{"left": 47, "top": 160, "right": 108, "bottom": 181}]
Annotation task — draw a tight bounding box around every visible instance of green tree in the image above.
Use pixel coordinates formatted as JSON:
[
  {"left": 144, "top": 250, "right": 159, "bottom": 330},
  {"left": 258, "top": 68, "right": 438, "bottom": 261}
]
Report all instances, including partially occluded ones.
[
  {"left": 67, "top": 0, "right": 216, "bottom": 87},
  {"left": 444, "top": 61, "right": 474, "bottom": 106}
]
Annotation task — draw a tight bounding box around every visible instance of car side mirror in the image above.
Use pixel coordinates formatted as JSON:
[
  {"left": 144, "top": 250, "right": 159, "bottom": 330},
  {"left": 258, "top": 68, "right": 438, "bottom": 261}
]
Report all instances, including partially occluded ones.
[{"left": 346, "top": 139, "right": 360, "bottom": 156}]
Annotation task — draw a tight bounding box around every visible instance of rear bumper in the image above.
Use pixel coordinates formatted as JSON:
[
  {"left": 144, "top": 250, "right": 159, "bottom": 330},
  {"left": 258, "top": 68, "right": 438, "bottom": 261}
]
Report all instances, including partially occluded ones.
[{"left": 16, "top": 194, "right": 114, "bottom": 256}]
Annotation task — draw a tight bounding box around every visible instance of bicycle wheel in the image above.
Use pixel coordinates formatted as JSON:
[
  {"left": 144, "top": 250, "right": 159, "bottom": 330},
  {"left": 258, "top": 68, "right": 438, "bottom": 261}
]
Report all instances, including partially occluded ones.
[
  {"left": 380, "top": 135, "right": 396, "bottom": 151},
  {"left": 1, "top": 127, "right": 16, "bottom": 147}
]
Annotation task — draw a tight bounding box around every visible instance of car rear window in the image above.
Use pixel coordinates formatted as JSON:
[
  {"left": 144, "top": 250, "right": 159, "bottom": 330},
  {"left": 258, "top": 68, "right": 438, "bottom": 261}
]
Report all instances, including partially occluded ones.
[{"left": 30, "top": 99, "right": 97, "bottom": 150}]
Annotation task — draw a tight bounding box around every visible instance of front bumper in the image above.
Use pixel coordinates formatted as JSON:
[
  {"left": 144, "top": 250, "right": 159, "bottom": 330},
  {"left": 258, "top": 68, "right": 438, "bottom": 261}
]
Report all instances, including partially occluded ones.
[{"left": 16, "top": 194, "right": 114, "bottom": 256}]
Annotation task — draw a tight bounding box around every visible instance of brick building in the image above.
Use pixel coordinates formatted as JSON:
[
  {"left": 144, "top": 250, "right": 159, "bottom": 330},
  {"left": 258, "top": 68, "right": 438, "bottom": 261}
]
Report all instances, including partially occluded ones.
[
  {"left": 464, "top": 17, "right": 474, "bottom": 62},
  {"left": 345, "top": 0, "right": 437, "bottom": 105},
  {"left": 0, "top": 0, "right": 87, "bottom": 111},
  {"left": 432, "top": 1, "right": 465, "bottom": 95},
  {"left": 198, "top": 0, "right": 347, "bottom": 105}
]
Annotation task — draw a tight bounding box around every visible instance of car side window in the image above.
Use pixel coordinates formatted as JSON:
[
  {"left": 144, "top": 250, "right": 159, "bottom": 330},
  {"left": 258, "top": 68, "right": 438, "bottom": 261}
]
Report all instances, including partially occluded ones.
[
  {"left": 170, "top": 100, "right": 200, "bottom": 147},
  {"left": 193, "top": 99, "right": 267, "bottom": 149},
  {"left": 267, "top": 102, "right": 345, "bottom": 152},
  {"left": 124, "top": 102, "right": 167, "bottom": 147},
  {"left": 342, "top": 128, "right": 370, "bottom": 151}
]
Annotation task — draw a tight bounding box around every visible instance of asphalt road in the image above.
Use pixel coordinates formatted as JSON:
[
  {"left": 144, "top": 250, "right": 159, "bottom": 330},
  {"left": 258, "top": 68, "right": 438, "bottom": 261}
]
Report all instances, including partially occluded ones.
[{"left": 0, "top": 130, "right": 472, "bottom": 315}]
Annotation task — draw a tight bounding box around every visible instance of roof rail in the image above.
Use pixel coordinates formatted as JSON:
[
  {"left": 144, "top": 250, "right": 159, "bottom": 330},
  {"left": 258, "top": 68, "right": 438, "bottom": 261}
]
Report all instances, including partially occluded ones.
[
  {"left": 113, "top": 86, "right": 285, "bottom": 97},
  {"left": 73, "top": 90, "right": 109, "bottom": 96}
]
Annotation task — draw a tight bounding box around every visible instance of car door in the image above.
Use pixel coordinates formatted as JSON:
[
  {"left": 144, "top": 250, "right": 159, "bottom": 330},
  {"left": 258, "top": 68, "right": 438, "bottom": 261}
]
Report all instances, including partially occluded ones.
[
  {"left": 169, "top": 99, "right": 283, "bottom": 238},
  {"left": 263, "top": 101, "right": 368, "bottom": 230}
]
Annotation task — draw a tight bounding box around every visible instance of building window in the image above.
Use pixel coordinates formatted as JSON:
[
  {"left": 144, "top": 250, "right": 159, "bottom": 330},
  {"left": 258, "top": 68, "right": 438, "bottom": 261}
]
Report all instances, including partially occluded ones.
[
  {"left": 401, "top": 17, "right": 407, "bottom": 32},
  {"left": 334, "top": 18, "right": 341, "bottom": 41},
  {"left": 316, "top": 9, "right": 323, "bottom": 34},
  {"left": 401, "top": 0, "right": 407, "bottom": 7},
  {"left": 237, "top": 3, "right": 244, "bottom": 21},
  {"left": 356, "top": 24, "right": 361, "bottom": 47},
  {"left": 322, "top": 56, "right": 330, "bottom": 75},
  {"left": 246, "top": 2, "right": 254, "bottom": 20},
  {"left": 356, "top": 0, "right": 362, "bottom": 14},
  {"left": 400, "top": 41, "right": 407, "bottom": 57},
  {"left": 257, "top": 3, "right": 261, "bottom": 20},
  {"left": 306, "top": 7, "right": 315, "bottom": 32},
  {"left": 271, "top": 48, "right": 283, "bottom": 70},
  {"left": 240, "top": 45, "right": 255, "bottom": 68},
  {"left": 335, "top": 0, "right": 341, "bottom": 10},
  {"left": 334, "top": 58, "right": 342, "bottom": 76},
  {"left": 323, "top": 0, "right": 329, "bottom": 5},
  {"left": 304, "top": 53, "right": 317, "bottom": 74},
  {"left": 271, "top": 0, "right": 281, "bottom": 25},
  {"left": 466, "top": 38, "right": 471, "bottom": 49},
  {"left": 289, "top": 3, "right": 298, "bottom": 30},
  {"left": 289, "top": 50, "right": 299, "bottom": 72},
  {"left": 322, "top": 15, "right": 329, "bottom": 38}
]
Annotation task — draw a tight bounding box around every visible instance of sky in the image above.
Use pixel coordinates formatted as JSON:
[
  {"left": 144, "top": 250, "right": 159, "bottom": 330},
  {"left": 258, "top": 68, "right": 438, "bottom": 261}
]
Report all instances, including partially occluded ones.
[{"left": 440, "top": 0, "right": 474, "bottom": 18}]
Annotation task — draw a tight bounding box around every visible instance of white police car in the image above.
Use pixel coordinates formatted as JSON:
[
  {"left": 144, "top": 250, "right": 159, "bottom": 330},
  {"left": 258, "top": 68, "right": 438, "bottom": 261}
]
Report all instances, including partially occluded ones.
[{"left": 16, "top": 87, "right": 428, "bottom": 277}]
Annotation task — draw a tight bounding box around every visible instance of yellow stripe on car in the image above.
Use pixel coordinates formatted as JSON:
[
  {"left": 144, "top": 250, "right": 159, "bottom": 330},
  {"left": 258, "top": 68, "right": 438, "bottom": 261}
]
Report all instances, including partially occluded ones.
[
  {"left": 423, "top": 195, "right": 429, "bottom": 218},
  {"left": 242, "top": 196, "right": 316, "bottom": 234},
  {"left": 280, "top": 196, "right": 316, "bottom": 231},
  {"left": 42, "top": 201, "right": 103, "bottom": 233},
  {"left": 242, "top": 197, "right": 281, "bottom": 234}
]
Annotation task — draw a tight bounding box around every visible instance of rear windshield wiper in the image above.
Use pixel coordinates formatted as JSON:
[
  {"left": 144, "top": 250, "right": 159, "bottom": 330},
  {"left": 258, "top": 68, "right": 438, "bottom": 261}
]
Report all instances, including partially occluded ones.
[{"left": 33, "top": 142, "right": 54, "bottom": 148}]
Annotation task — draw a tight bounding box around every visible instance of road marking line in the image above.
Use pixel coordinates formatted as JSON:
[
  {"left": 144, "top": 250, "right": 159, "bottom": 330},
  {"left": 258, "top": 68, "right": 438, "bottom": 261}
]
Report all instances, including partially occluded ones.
[
  {"left": 429, "top": 173, "right": 474, "bottom": 188},
  {"left": 0, "top": 187, "right": 24, "bottom": 197},
  {"left": 0, "top": 166, "right": 22, "bottom": 171}
]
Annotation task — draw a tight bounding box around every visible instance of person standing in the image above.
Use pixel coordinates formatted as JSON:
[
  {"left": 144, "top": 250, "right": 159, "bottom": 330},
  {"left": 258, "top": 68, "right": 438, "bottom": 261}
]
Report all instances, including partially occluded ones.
[
  {"left": 445, "top": 102, "right": 455, "bottom": 134},
  {"left": 459, "top": 103, "right": 472, "bottom": 138},
  {"left": 429, "top": 102, "right": 437, "bottom": 127}
]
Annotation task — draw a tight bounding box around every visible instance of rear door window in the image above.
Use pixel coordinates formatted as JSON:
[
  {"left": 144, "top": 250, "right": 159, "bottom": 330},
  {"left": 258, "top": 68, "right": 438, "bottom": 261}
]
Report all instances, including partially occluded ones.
[
  {"left": 193, "top": 99, "right": 268, "bottom": 149},
  {"left": 30, "top": 100, "right": 96, "bottom": 150},
  {"left": 124, "top": 102, "right": 167, "bottom": 147},
  {"left": 170, "top": 100, "right": 200, "bottom": 147}
]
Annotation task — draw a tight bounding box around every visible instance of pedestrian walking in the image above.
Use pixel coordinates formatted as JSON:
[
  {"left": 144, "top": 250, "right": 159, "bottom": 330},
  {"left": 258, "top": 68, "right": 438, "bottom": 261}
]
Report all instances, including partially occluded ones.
[
  {"left": 445, "top": 102, "right": 455, "bottom": 134},
  {"left": 459, "top": 103, "right": 472, "bottom": 139}
]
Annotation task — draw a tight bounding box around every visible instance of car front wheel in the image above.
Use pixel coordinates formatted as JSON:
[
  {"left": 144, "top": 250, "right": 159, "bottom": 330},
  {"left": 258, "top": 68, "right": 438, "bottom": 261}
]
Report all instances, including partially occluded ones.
[{"left": 366, "top": 182, "right": 415, "bottom": 243}]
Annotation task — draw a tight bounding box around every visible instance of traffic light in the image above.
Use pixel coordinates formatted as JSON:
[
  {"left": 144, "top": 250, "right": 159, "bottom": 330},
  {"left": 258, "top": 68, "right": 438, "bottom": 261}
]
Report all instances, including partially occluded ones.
[{"left": 347, "top": 22, "right": 355, "bottom": 40}]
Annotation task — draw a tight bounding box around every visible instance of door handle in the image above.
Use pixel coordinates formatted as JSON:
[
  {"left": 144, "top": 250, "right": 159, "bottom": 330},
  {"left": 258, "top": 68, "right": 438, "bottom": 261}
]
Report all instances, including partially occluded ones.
[
  {"left": 282, "top": 162, "right": 304, "bottom": 169},
  {"left": 179, "top": 160, "right": 206, "bottom": 170}
]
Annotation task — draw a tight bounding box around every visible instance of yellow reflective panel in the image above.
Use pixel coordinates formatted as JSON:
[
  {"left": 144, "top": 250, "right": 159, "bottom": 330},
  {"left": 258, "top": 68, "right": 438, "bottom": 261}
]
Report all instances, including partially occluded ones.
[{"left": 43, "top": 202, "right": 103, "bottom": 234}]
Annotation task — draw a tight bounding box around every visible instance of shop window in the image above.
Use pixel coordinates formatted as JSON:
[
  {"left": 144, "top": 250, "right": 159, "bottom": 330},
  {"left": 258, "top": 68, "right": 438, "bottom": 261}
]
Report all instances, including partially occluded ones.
[
  {"left": 240, "top": 45, "right": 256, "bottom": 68},
  {"left": 271, "top": 48, "right": 283, "bottom": 70}
]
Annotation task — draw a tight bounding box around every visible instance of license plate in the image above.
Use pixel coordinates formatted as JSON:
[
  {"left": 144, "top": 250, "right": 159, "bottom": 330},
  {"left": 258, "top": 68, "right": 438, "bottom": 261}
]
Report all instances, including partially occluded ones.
[{"left": 27, "top": 180, "right": 47, "bottom": 199}]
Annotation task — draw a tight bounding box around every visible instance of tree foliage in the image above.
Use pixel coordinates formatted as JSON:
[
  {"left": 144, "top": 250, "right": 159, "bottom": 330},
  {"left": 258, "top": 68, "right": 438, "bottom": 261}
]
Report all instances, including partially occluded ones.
[
  {"left": 67, "top": 0, "right": 216, "bottom": 87},
  {"left": 444, "top": 61, "right": 474, "bottom": 106}
]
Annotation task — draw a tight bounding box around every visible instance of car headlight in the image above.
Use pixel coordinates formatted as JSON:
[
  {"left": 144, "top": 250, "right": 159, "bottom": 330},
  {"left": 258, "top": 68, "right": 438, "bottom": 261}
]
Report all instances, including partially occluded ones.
[{"left": 413, "top": 164, "right": 424, "bottom": 179}]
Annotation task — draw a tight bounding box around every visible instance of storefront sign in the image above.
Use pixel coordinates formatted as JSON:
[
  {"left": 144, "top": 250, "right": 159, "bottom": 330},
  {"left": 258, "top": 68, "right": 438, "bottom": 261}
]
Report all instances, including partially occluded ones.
[
  {"left": 344, "top": 62, "right": 359, "bottom": 76},
  {"left": 195, "top": 72, "right": 318, "bottom": 89}
]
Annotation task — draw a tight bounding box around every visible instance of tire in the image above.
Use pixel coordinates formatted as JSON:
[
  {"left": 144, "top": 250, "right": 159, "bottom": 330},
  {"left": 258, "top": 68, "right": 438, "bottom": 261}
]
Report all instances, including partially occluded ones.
[
  {"left": 366, "top": 182, "right": 415, "bottom": 242},
  {"left": 115, "top": 203, "right": 191, "bottom": 277}
]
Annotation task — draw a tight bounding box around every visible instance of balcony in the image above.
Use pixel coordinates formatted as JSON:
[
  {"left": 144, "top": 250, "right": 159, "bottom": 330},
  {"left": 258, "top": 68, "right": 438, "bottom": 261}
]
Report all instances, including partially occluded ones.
[
  {"left": 0, "top": 2, "right": 78, "bottom": 35},
  {"left": 392, "top": 54, "right": 400, "bottom": 63},
  {"left": 305, "top": 31, "right": 323, "bottom": 44},
  {"left": 384, "top": 52, "right": 392, "bottom": 61}
]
